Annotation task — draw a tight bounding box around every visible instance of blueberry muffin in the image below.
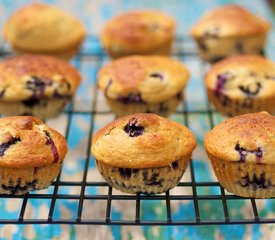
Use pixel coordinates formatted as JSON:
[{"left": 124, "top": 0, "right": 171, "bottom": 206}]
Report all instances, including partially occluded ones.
[
  {"left": 101, "top": 10, "right": 175, "bottom": 59},
  {"left": 0, "top": 54, "right": 81, "bottom": 119},
  {"left": 0, "top": 116, "right": 67, "bottom": 195},
  {"left": 92, "top": 113, "right": 196, "bottom": 194},
  {"left": 97, "top": 55, "right": 189, "bottom": 117},
  {"left": 4, "top": 3, "right": 86, "bottom": 60},
  {"left": 191, "top": 5, "right": 271, "bottom": 63},
  {"left": 205, "top": 55, "right": 275, "bottom": 116},
  {"left": 205, "top": 112, "right": 275, "bottom": 198}
]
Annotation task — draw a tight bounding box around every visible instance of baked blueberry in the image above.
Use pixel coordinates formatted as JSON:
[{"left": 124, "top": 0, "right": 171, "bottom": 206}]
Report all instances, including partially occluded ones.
[
  {"left": 0, "top": 137, "right": 21, "bottom": 157},
  {"left": 117, "top": 93, "right": 144, "bottom": 104},
  {"left": 44, "top": 130, "right": 59, "bottom": 163},
  {"left": 215, "top": 72, "right": 231, "bottom": 96},
  {"left": 240, "top": 173, "right": 270, "bottom": 190},
  {"left": 124, "top": 118, "right": 144, "bottom": 137},
  {"left": 149, "top": 72, "right": 164, "bottom": 81}
]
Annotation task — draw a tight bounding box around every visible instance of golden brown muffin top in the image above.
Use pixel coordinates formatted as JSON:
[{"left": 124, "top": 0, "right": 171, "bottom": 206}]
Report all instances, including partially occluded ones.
[
  {"left": 0, "top": 54, "right": 81, "bottom": 101},
  {"left": 4, "top": 3, "right": 86, "bottom": 53},
  {"left": 204, "top": 112, "right": 275, "bottom": 164},
  {"left": 0, "top": 116, "right": 68, "bottom": 168},
  {"left": 92, "top": 113, "right": 197, "bottom": 168},
  {"left": 205, "top": 55, "right": 275, "bottom": 99},
  {"left": 191, "top": 5, "right": 271, "bottom": 38},
  {"left": 101, "top": 10, "right": 175, "bottom": 53},
  {"left": 97, "top": 55, "right": 189, "bottom": 103}
]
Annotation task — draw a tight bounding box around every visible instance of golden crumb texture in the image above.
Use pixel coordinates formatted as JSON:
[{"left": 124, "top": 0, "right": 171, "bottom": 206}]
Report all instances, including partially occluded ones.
[
  {"left": 97, "top": 55, "right": 189, "bottom": 103},
  {"left": 4, "top": 3, "right": 86, "bottom": 53},
  {"left": 92, "top": 113, "right": 197, "bottom": 168},
  {"left": 0, "top": 54, "right": 81, "bottom": 101},
  {"left": 101, "top": 10, "right": 175, "bottom": 53},
  {"left": 204, "top": 112, "right": 275, "bottom": 163},
  {"left": 191, "top": 5, "right": 271, "bottom": 38},
  {"left": 205, "top": 55, "right": 275, "bottom": 98},
  {"left": 0, "top": 116, "right": 68, "bottom": 168}
]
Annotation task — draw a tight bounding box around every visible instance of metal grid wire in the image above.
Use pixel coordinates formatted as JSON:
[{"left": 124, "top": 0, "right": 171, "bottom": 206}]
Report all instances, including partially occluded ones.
[{"left": 0, "top": 35, "right": 275, "bottom": 226}]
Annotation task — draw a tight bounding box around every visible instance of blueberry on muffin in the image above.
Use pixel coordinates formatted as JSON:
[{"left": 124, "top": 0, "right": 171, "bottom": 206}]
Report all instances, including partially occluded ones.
[
  {"left": 101, "top": 10, "right": 175, "bottom": 59},
  {"left": 3, "top": 3, "right": 86, "bottom": 60},
  {"left": 191, "top": 5, "right": 271, "bottom": 63},
  {"left": 0, "top": 54, "right": 81, "bottom": 119},
  {"left": 97, "top": 55, "right": 189, "bottom": 117},
  {"left": 91, "top": 113, "right": 197, "bottom": 194},
  {"left": 0, "top": 116, "right": 67, "bottom": 195},
  {"left": 204, "top": 112, "right": 275, "bottom": 198},
  {"left": 205, "top": 55, "right": 275, "bottom": 116}
]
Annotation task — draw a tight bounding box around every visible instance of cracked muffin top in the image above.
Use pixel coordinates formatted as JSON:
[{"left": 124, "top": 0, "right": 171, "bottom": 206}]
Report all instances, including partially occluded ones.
[
  {"left": 191, "top": 5, "right": 271, "bottom": 38},
  {"left": 92, "top": 113, "right": 197, "bottom": 168},
  {"left": 0, "top": 116, "right": 68, "bottom": 168},
  {"left": 205, "top": 55, "right": 275, "bottom": 99},
  {"left": 204, "top": 112, "right": 275, "bottom": 164},
  {"left": 0, "top": 55, "right": 81, "bottom": 102},
  {"left": 97, "top": 55, "right": 189, "bottom": 103},
  {"left": 101, "top": 10, "right": 175, "bottom": 53},
  {"left": 4, "top": 3, "right": 86, "bottom": 53}
]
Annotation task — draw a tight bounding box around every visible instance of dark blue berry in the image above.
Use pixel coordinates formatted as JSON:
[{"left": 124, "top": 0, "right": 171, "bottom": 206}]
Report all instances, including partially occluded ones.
[
  {"left": 149, "top": 72, "right": 163, "bottom": 81},
  {"left": 235, "top": 144, "right": 263, "bottom": 162},
  {"left": 22, "top": 99, "right": 40, "bottom": 107},
  {"left": 118, "top": 168, "right": 131, "bottom": 179},
  {"left": 238, "top": 82, "right": 262, "bottom": 96},
  {"left": 124, "top": 118, "right": 144, "bottom": 137},
  {"left": 117, "top": 93, "right": 144, "bottom": 104},
  {"left": 1, "top": 179, "right": 38, "bottom": 194},
  {"left": 172, "top": 160, "right": 179, "bottom": 170},
  {"left": 215, "top": 72, "right": 230, "bottom": 96},
  {"left": 0, "top": 137, "right": 21, "bottom": 157},
  {"left": 240, "top": 173, "right": 269, "bottom": 190},
  {"left": 44, "top": 130, "right": 59, "bottom": 163}
]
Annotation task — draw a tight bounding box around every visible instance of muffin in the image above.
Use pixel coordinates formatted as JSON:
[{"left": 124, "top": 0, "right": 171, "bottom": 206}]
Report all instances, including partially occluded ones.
[
  {"left": 97, "top": 55, "right": 189, "bottom": 117},
  {"left": 205, "top": 55, "right": 275, "bottom": 116},
  {"left": 101, "top": 10, "right": 175, "bottom": 59},
  {"left": 92, "top": 113, "right": 196, "bottom": 194},
  {"left": 0, "top": 116, "right": 67, "bottom": 195},
  {"left": 0, "top": 54, "right": 81, "bottom": 119},
  {"left": 204, "top": 112, "right": 275, "bottom": 198},
  {"left": 191, "top": 5, "right": 271, "bottom": 63},
  {"left": 3, "top": 3, "right": 86, "bottom": 60}
]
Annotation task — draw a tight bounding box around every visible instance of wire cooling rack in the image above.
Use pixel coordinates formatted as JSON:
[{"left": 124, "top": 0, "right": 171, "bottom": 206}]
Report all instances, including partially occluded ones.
[{"left": 0, "top": 35, "right": 275, "bottom": 226}]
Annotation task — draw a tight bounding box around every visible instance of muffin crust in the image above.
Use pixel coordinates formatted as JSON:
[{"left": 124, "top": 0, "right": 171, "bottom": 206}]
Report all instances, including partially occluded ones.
[
  {"left": 0, "top": 116, "right": 67, "bottom": 168},
  {"left": 205, "top": 112, "right": 275, "bottom": 163},
  {"left": 97, "top": 55, "right": 189, "bottom": 103},
  {"left": 92, "top": 113, "right": 197, "bottom": 168},
  {"left": 0, "top": 54, "right": 81, "bottom": 102},
  {"left": 4, "top": 3, "right": 86, "bottom": 54},
  {"left": 101, "top": 10, "right": 175, "bottom": 57},
  {"left": 205, "top": 55, "right": 275, "bottom": 115},
  {"left": 191, "top": 5, "right": 271, "bottom": 38}
]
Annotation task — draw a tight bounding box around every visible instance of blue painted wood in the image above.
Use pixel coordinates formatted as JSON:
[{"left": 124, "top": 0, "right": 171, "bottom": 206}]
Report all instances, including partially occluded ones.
[{"left": 0, "top": 1, "right": 274, "bottom": 239}]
